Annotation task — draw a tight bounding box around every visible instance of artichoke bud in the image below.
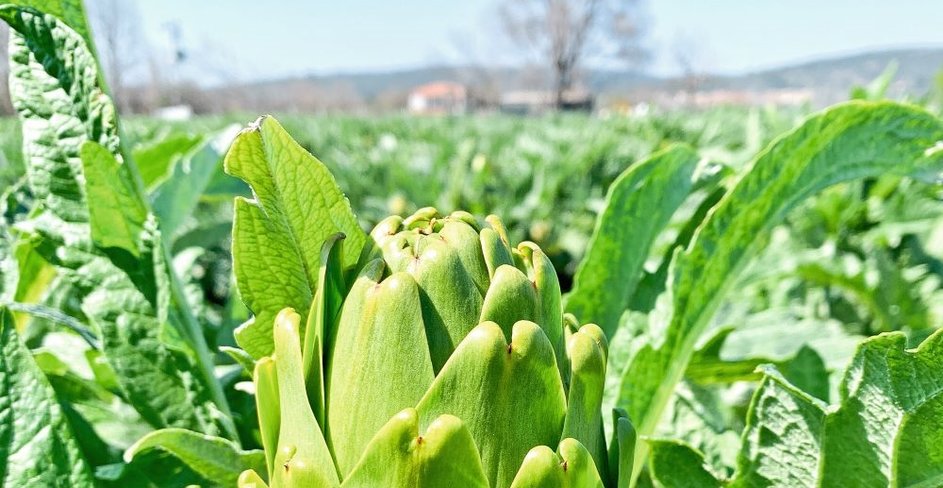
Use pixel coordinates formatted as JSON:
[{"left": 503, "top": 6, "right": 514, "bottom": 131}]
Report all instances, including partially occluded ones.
[
  {"left": 238, "top": 469, "right": 269, "bottom": 488},
  {"left": 479, "top": 264, "right": 538, "bottom": 337},
  {"left": 370, "top": 215, "right": 403, "bottom": 241},
  {"left": 485, "top": 214, "right": 512, "bottom": 249},
  {"left": 562, "top": 323, "right": 609, "bottom": 478},
  {"left": 365, "top": 208, "right": 564, "bottom": 372},
  {"left": 439, "top": 219, "right": 489, "bottom": 294},
  {"left": 328, "top": 270, "right": 435, "bottom": 475},
  {"left": 480, "top": 227, "right": 515, "bottom": 278},
  {"left": 518, "top": 242, "right": 566, "bottom": 378},
  {"left": 402, "top": 206, "right": 439, "bottom": 229}
]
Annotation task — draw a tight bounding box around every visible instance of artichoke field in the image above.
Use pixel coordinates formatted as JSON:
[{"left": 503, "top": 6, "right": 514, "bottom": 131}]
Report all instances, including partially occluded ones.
[
  {"left": 238, "top": 208, "right": 624, "bottom": 487},
  {"left": 4, "top": 3, "right": 943, "bottom": 487}
]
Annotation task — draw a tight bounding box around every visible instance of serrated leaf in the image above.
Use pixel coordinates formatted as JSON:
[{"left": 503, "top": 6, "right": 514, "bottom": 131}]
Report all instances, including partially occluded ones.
[
  {"left": 225, "top": 116, "right": 367, "bottom": 358},
  {"left": 0, "top": 3, "right": 233, "bottom": 439},
  {"left": 125, "top": 428, "right": 266, "bottom": 488},
  {"left": 2, "top": 5, "right": 120, "bottom": 226},
  {"left": 731, "top": 329, "right": 943, "bottom": 487},
  {"left": 76, "top": 219, "right": 225, "bottom": 435},
  {"left": 0, "top": 307, "right": 95, "bottom": 487},
  {"left": 5, "top": 0, "right": 94, "bottom": 50},
  {"left": 566, "top": 145, "right": 700, "bottom": 336},
  {"left": 617, "top": 102, "right": 943, "bottom": 482}
]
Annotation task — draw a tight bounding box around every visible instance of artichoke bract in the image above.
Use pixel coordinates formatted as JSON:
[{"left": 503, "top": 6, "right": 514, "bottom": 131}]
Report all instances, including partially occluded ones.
[{"left": 240, "top": 208, "right": 626, "bottom": 488}]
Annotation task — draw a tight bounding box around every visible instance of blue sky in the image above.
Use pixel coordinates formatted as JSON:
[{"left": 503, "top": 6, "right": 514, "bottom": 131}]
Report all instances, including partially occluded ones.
[{"left": 135, "top": 0, "right": 943, "bottom": 82}]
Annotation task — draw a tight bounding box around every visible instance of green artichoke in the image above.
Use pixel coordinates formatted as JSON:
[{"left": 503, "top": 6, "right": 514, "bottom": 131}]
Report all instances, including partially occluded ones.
[{"left": 239, "top": 208, "right": 631, "bottom": 488}]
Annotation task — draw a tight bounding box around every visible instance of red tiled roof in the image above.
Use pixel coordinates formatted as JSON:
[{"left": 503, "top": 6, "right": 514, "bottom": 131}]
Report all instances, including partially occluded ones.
[{"left": 411, "top": 81, "right": 466, "bottom": 98}]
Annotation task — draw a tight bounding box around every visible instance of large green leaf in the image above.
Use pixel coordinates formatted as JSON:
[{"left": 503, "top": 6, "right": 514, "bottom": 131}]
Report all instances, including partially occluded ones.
[
  {"left": 225, "top": 116, "right": 367, "bottom": 358},
  {"left": 3, "top": 5, "right": 119, "bottom": 226},
  {"left": 2, "top": 5, "right": 232, "bottom": 438},
  {"left": 565, "top": 145, "right": 700, "bottom": 336},
  {"left": 730, "top": 329, "right": 943, "bottom": 487},
  {"left": 125, "top": 428, "right": 266, "bottom": 488},
  {"left": 5, "top": 0, "right": 94, "bottom": 50},
  {"left": 0, "top": 307, "right": 95, "bottom": 487},
  {"left": 617, "top": 102, "right": 943, "bottom": 483}
]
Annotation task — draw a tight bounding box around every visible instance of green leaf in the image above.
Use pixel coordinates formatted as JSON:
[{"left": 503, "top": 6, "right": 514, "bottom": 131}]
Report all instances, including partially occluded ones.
[
  {"left": 220, "top": 345, "right": 255, "bottom": 375},
  {"left": 628, "top": 186, "right": 726, "bottom": 314},
  {"left": 341, "top": 409, "right": 489, "bottom": 488},
  {"left": 617, "top": 102, "right": 943, "bottom": 482},
  {"left": 1, "top": 4, "right": 233, "bottom": 439},
  {"left": 730, "top": 367, "right": 826, "bottom": 487},
  {"left": 303, "top": 233, "right": 346, "bottom": 427},
  {"left": 0, "top": 307, "right": 96, "bottom": 487},
  {"left": 125, "top": 428, "right": 266, "bottom": 488},
  {"left": 648, "top": 439, "right": 722, "bottom": 488},
  {"left": 133, "top": 133, "right": 204, "bottom": 190},
  {"left": 81, "top": 142, "right": 148, "bottom": 254},
  {"left": 731, "top": 329, "right": 943, "bottom": 487},
  {"left": 607, "top": 409, "right": 636, "bottom": 488},
  {"left": 5, "top": 0, "right": 95, "bottom": 50},
  {"left": 566, "top": 145, "right": 700, "bottom": 336},
  {"left": 417, "top": 321, "right": 567, "bottom": 488},
  {"left": 225, "top": 116, "right": 367, "bottom": 359},
  {"left": 0, "top": 220, "right": 16, "bottom": 301},
  {"left": 76, "top": 219, "right": 226, "bottom": 435},
  {"left": 2, "top": 5, "right": 120, "bottom": 226},
  {"left": 151, "top": 126, "right": 239, "bottom": 238}
]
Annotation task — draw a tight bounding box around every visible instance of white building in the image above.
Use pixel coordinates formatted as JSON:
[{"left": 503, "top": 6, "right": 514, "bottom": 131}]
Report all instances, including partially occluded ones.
[{"left": 407, "top": 82, "right": 468, "bottom": 115}]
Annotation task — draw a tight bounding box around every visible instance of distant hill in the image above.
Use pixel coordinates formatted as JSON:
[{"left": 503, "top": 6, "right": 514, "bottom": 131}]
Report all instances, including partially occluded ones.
[
  {"left": 693, "top": 48, "right": 943, "bottom": 103},
  {"left": 217, "top": 48, "right": 943, "bottom": 110}
]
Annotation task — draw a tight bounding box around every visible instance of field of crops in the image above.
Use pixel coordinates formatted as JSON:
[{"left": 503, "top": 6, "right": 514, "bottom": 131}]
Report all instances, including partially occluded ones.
[{"left": 3, "top": 2, "right": 943, "bottom": 488}]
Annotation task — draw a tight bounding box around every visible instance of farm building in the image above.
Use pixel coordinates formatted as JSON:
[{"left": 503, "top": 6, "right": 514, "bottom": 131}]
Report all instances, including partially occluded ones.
[
  {"left": 407, "top": 81, "right": 468, "bottom": 115},
  {"left": 499, "top": 88, "right": 594, "bottom": 115}
]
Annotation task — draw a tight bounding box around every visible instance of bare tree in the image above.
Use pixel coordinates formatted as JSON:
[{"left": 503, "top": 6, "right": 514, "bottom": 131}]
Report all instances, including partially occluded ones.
[
  {"left": 500, "top": 0, "right": 647, "bottom": 109},
  {"left": 673, "top": 33, "right": 710, "bottom": 97},
  {"left": 86, "top": 0, "right": 148, "bottom": 112}
]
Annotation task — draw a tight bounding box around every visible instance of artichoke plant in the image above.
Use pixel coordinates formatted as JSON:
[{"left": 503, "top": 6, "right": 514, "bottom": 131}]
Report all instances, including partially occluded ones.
[{"left": 239, "top": 207, "right": 633, "bottom": 488}]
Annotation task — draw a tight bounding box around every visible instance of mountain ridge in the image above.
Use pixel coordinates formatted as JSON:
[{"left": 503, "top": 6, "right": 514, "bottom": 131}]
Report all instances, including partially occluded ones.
[{"left": 215, "top": 48, "right": 943, "bottom": 109}]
